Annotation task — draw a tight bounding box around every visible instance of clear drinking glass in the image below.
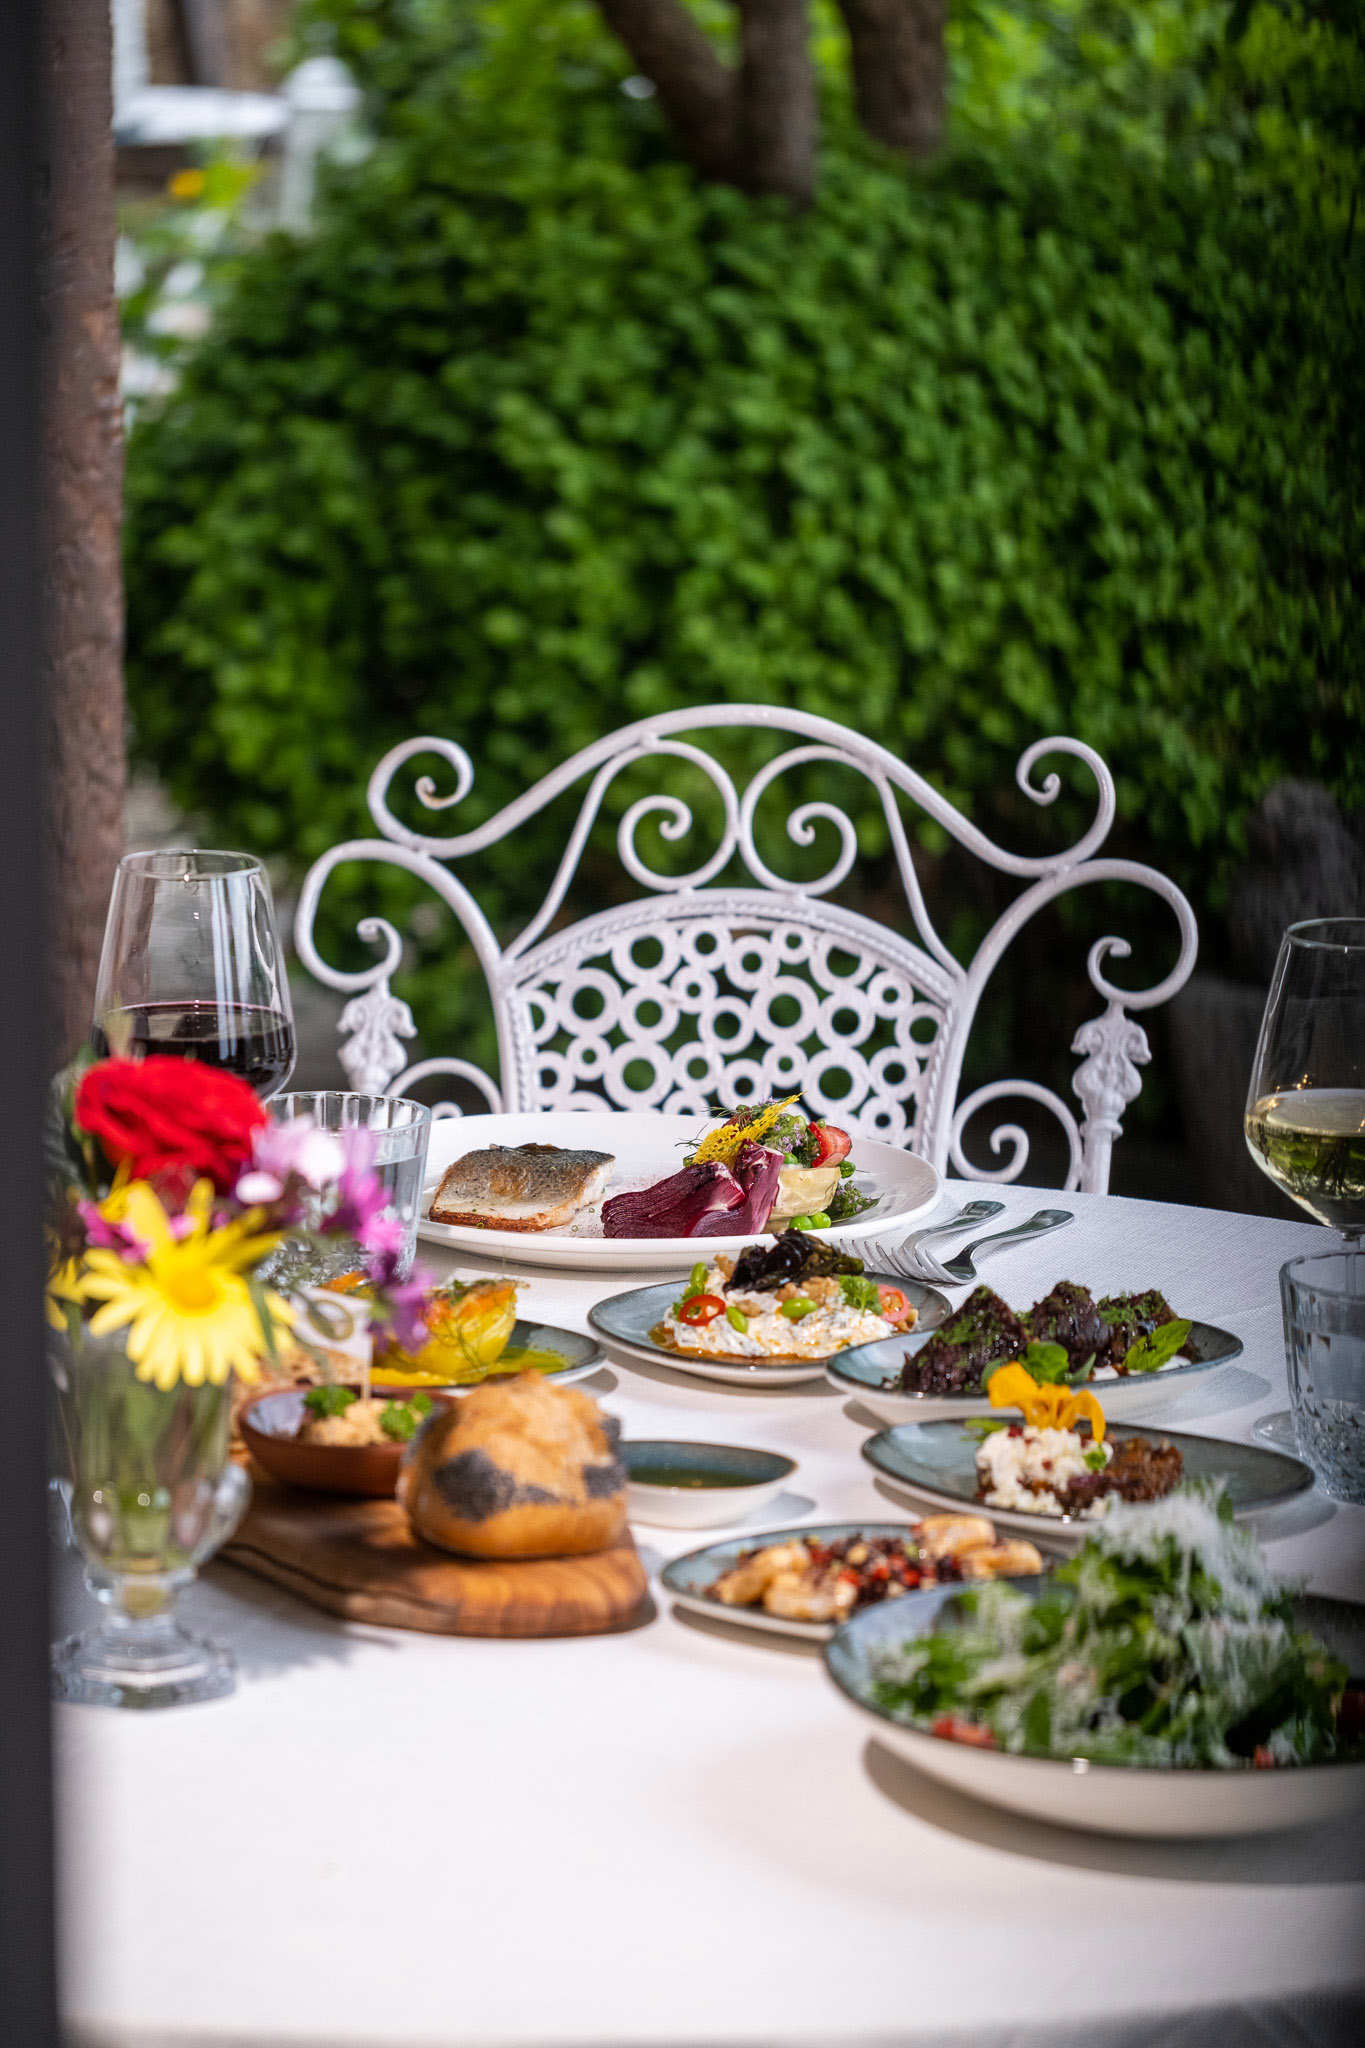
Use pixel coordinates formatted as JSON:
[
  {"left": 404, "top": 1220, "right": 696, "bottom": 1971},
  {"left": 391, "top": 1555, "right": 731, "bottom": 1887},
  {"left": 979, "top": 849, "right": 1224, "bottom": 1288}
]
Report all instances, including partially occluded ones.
[
  {"left": 50, "top": 1326, "right": 250, "bottom": 1708},
  {"left": 1280, "top": 1253, "right": 1365, "bottom": 1503},
  {"left": 1244, "top": 918, "right": 1365, "bottom": 1449},
  {"left": 1244, "top": 918, "right": 1365, "bottom": 1238},
  {"left": 92, "top": 849, "right": 297, "bottom": 1099},
  {"left": 263, "top": 1091, "right": 432, "bottom": 1287}
]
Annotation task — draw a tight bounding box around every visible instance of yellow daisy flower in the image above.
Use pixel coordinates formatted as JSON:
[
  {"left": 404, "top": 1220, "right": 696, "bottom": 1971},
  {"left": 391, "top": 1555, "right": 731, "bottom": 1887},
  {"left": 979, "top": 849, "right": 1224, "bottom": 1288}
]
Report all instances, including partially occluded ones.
[
  {"left": 77, "top": 1181, "right": 291, "bottom": 1392},
  {"left": 46, "top": 1254, "right": 84, "bottom": 1332}
]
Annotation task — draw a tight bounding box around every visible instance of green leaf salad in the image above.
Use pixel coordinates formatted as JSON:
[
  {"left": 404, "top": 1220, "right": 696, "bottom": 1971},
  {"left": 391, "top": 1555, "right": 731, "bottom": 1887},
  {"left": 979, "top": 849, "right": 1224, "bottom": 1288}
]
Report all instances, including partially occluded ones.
[{"left": 869, "top": 1486, "right": 1360, "bottom": 1769}]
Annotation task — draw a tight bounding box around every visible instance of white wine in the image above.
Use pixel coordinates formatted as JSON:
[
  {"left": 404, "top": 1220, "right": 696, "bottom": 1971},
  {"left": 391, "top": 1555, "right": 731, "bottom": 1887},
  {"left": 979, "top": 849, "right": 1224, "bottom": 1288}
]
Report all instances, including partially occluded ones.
[{"left": 1244, "top": 1088, "right": 1365, "bottom": 1231}]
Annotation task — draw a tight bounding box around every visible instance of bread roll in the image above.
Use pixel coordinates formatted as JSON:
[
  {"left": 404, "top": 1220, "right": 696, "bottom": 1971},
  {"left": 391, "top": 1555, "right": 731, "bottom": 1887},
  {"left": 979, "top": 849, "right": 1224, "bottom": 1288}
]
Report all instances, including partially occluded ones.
[{"left": 398, "top": 1373, "right": 627, "bottom": 1559}]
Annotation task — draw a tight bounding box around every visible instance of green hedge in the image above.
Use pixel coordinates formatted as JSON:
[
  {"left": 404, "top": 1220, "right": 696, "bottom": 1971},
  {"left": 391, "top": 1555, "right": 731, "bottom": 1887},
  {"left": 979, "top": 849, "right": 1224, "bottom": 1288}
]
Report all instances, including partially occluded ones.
[{"left": 124, "top": 1, "right": 1364, "bottom": 1073}]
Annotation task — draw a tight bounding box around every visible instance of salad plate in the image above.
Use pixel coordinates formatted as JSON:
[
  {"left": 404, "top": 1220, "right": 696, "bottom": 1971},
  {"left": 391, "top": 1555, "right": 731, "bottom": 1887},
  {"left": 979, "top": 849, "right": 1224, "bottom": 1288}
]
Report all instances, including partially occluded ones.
[
  {"left": 862, "top": 1420, "right": 1313, "bottom": 1545},
  {"left": 824, "top": 1574, "right": 1365, "bottom": 1838},
  {"left": 417, "top": 1110, "right": 941, "bottom": 1271},
  {"left": 590, "top": 1273, "right": 951, "bottom": 1388},
  {"left": 826, "top": 1316, "right": 1245, "bottom": 1423}
]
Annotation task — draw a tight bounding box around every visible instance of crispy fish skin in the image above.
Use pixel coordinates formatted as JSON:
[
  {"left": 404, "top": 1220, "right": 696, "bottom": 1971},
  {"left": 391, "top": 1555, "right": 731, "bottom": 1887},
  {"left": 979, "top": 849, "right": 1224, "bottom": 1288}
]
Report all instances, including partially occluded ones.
[{"left": 430, "top": 1144, "right": 614, "bottom": 1231}]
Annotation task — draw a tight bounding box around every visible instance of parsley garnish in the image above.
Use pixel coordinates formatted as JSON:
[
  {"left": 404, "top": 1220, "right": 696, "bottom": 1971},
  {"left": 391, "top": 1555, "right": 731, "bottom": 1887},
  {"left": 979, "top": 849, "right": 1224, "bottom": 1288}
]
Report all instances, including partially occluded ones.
[{"left": 303, "top": 1384, "right": 358, "bottom": 1419}]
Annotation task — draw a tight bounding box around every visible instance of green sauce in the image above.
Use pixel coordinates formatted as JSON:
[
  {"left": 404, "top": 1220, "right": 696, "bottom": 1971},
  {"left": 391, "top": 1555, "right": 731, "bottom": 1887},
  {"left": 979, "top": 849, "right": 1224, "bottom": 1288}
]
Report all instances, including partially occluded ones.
[
  {"left": 630, "top": 1462, "right": 753, "bottom": 1489},
  {"left": 489, "top": 1346, "right": 569, "bottom": 1376}
]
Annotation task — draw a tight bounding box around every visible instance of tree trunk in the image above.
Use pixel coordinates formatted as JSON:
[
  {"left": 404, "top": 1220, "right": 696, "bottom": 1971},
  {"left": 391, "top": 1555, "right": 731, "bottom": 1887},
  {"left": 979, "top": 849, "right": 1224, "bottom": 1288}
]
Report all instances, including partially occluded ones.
[
  {"left": 38, "top": 0, "right": 126, "bottom": 1063},
  {"left": 595, "top": 0, "right": 741, "bottom": 182},
  {"left": 594, "top": 0, "right": 946, "bottom": 193},
  {"left": 737, "top": 0, "right": 815, "bottom": 203},
  {"left": 836, "top": 0, "right": 946, "bottom": 158}
]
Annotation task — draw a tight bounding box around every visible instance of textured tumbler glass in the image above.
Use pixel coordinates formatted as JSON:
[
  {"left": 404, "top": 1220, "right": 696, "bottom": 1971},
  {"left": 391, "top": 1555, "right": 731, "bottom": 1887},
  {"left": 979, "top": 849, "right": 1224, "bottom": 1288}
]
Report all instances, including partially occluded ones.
[
  {"left": 1280, "top": 1251, "right": 1365, "bottom": 1503},
  {"left": 264, "top": 1091, "right": 432, "bottom": 1286}
]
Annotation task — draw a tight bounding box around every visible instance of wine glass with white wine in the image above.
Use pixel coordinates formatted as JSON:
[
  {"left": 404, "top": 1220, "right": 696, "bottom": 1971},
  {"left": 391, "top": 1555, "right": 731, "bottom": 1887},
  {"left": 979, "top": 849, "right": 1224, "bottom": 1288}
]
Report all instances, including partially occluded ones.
[{"left": 1244, "top": 917, "right": 1365, "bottom": 1447}]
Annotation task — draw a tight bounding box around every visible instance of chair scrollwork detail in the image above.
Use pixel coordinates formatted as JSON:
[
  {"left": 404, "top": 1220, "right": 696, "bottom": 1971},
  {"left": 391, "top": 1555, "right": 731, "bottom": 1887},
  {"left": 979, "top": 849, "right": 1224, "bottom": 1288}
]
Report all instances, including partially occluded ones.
[{"left": 295, "top": 706, "right": 1197, "bottom": 1192}]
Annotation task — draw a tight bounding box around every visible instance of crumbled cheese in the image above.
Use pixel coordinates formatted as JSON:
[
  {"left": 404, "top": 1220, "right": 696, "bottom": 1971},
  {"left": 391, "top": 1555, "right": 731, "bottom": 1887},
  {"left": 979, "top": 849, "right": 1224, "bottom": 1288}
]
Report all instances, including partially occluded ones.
[{"left": 975, "top": 1425, "right": 1114, "bottom": 1519}]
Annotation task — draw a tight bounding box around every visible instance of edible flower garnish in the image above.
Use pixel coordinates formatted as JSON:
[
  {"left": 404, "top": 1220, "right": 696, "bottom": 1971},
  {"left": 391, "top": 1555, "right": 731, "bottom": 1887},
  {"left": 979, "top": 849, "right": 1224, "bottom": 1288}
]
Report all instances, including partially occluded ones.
[
  {"left": 690, "top": 1096, "right": 800, "bottom": 1167},
  {"left": 987, "top": 1363, "right": 1106, "bottom": 1442}
]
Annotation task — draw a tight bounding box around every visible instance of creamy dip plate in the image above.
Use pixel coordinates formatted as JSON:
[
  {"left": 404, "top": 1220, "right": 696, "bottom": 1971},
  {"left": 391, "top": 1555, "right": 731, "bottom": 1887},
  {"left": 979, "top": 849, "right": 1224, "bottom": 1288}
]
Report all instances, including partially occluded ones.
[{"left": 651, "top": 1252, "right": 917, "bottom": 1366}]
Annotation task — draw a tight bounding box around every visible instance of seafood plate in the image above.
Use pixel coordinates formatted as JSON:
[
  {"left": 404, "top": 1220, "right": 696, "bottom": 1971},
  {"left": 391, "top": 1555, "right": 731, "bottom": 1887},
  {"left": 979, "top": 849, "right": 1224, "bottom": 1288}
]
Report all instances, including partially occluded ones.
[{"left": 418, "top": 1111, "right": 941, "bottom": 1270}]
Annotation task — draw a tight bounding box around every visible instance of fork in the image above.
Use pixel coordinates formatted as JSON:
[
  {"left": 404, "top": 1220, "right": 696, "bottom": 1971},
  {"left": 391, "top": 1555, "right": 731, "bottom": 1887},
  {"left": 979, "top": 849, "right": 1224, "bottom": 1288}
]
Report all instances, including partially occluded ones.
[
  {"left": 854, "top": 1199, "right": 1004, "bottom": 1279},
  {"left": 878, "top": 1207, "right": 1074, "bottom": 1285}
]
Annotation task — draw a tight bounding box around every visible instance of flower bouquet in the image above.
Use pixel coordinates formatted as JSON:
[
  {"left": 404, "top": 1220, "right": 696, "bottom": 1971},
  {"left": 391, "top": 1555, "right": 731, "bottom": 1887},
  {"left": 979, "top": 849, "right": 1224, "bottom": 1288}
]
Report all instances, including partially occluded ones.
[{"left": 46, "top": 1054, "right": 432, "bottom": 1708}]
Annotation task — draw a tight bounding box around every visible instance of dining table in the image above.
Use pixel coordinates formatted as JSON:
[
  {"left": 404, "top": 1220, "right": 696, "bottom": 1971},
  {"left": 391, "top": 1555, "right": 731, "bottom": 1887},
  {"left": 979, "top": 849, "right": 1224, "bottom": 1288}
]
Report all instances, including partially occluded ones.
[{"left": 56, "top": 1179, "right": 1365, "bottom": 2048}]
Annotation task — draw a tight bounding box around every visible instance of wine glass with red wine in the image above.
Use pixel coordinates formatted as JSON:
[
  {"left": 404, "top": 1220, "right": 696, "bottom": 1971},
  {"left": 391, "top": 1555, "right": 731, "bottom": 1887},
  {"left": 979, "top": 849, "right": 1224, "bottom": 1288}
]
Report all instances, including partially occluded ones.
[{"left": 91, "top": 851, "right": 297, "bottom": 1099}]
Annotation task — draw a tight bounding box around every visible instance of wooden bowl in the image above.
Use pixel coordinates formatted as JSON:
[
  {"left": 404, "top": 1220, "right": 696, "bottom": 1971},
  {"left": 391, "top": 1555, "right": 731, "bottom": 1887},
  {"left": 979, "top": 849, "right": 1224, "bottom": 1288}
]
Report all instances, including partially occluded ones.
[{"left": 238, "top": 1387, "right": 453, "bottom": 1499}]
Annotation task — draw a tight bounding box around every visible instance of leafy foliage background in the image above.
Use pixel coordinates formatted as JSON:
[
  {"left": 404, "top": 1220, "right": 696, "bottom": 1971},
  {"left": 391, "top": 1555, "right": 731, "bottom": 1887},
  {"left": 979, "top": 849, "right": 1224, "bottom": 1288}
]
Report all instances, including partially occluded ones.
[{"left": 124, "top": 0, "right": 1364, "bottom": 1093}]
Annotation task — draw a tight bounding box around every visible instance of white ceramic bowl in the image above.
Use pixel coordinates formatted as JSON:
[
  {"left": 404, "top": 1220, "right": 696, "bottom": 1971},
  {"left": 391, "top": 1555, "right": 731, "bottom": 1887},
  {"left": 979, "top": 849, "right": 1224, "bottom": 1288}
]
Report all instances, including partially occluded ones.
[
  {"left": 824, "top": 1581, "right": 1365, "bottom": 1838},
  {"left": 623, "top": 1440, "right": 796, "bottom": 1529}
]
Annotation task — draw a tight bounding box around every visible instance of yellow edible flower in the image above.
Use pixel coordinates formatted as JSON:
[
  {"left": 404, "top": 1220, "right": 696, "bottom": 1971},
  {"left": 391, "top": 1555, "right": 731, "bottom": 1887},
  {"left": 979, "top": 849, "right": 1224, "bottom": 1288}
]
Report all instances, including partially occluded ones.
[
  {"left": 691, "top": 1096, "right": 801, "bottom": 1166},
  {"left": 988, "top": 1364, "right": 1106, "bottom": 1442},
  {"left": 75, "top": 1180, "right": 290, "bottom": 1391}
]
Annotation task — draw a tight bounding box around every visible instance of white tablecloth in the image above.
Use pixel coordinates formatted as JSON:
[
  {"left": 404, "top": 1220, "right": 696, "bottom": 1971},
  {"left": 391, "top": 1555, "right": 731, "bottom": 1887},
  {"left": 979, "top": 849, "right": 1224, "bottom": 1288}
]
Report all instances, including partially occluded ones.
[{"left": 57, "top": 1183, "right": 1365, "bottom": 2048}]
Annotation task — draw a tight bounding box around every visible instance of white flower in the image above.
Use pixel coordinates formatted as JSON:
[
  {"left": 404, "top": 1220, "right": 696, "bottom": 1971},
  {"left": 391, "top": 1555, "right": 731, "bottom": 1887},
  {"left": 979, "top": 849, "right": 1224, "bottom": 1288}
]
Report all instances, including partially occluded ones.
[{"left": 250, "top": 1117, "right": 347, "bottom": 1192}]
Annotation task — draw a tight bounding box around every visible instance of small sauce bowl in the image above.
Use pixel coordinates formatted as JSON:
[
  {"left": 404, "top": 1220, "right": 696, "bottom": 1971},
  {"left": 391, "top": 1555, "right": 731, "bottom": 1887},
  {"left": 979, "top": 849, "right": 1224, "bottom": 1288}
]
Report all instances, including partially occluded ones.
[
  {"left": 239, "top": 1386, "right": 454, "bottom": 1499},
  {"left": 622, "top": 1440, "right": 797, "bottom": 1529}
]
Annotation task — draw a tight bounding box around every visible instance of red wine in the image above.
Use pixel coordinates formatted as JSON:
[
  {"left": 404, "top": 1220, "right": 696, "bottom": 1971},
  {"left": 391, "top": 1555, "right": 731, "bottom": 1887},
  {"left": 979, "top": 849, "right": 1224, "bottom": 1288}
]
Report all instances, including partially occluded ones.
[{"left": 92, "top": 1002, "right": 297, "bottom": 1097}]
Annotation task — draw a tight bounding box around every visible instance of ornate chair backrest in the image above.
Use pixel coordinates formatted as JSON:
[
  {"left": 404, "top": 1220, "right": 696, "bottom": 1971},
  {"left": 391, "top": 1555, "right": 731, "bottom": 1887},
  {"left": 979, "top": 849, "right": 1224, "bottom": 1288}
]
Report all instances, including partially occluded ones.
[{"left": 294, "top": 707, "right": 1196, "bottom": 1193}]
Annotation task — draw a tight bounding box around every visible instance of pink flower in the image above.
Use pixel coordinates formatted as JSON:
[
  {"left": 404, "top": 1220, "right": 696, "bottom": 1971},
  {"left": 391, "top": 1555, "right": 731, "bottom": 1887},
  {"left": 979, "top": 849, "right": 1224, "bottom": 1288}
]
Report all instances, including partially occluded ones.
[
  {"left": 368, "top": 1259, "right": 434, "bottom": 1353},
  {"left": 77, "top": 1200, "right": 149, "bottom": 1263},
  {"left": 326, "top": 1154, "right": 390, "bottom": 1242},
  {"left": 250, "top": 1117, "right": 347, "bottom": 1193},
  {"left": 359, "top": 1210, "right": 408, "bottom": 1263}
]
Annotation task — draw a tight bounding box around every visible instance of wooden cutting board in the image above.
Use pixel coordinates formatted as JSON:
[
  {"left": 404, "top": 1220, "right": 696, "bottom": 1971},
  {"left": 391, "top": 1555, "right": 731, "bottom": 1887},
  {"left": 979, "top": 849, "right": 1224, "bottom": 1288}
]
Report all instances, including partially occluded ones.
[{"left": 221, "top": 1479, "right": 652, "bottom": 1639}]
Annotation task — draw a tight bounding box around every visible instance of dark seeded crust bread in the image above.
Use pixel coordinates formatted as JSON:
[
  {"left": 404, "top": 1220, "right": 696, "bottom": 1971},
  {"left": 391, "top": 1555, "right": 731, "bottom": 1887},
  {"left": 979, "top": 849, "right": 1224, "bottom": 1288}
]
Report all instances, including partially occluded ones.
[{"left": 398, "top": 1373, "right": 626, "bottom": 1559}]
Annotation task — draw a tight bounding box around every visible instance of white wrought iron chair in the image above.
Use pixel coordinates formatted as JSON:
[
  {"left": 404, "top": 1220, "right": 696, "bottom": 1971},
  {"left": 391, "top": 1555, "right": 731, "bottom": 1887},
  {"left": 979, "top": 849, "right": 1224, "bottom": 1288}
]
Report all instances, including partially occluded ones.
[{"left": 294, "top": 707, "right": 1197, "bottom": 1194}]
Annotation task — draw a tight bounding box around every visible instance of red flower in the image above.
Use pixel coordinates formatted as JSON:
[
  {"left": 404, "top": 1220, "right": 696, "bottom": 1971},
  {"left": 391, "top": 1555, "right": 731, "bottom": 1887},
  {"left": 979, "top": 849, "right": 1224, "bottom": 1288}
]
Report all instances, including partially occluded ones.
[{"left": 75, "top": 1057, "right": 266, "bottom": 1193}]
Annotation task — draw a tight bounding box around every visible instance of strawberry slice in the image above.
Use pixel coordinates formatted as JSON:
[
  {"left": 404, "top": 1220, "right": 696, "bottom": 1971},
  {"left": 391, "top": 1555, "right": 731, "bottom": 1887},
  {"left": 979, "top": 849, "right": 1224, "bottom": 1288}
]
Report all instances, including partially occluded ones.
[{"left": 811, "top": 1122, "right": 852, "bottom": 1166}]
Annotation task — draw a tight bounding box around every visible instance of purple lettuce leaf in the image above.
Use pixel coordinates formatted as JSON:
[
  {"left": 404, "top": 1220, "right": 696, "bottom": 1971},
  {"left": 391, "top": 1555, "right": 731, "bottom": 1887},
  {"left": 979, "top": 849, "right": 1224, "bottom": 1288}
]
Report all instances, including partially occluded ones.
[
  {"left": 601, "top": 1160, "right": 743, "bottom": 1238},
  {"left": 692, "top": 1141, "right": 781, "bottom": 1236}
]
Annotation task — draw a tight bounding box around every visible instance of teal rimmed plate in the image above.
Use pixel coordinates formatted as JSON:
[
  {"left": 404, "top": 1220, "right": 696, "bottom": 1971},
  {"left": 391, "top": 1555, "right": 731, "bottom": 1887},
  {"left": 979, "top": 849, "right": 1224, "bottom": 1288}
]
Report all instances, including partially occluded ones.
[
  {"left": 662, "top": 1521, "right": 929, "bottom": 1641},
  {"left": 861, "top": 1420, "right": 1313, "bottom": 1547},
  {"left": 827, "top": 1317, "right": 1245, "bottom": 1425},
  {"left": 589, "top": 1277, "right": 951, "bottom": 1389},
  {"left": 371, "top": 1318, "right": 604, "bottom": 1392}
]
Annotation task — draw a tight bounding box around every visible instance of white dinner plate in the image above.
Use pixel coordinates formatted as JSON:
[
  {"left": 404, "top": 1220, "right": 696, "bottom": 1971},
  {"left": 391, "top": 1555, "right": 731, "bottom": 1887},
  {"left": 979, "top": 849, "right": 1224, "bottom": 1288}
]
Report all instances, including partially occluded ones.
[{"left": 416, "top": 1110, "right": 942, "bottom": 1271}]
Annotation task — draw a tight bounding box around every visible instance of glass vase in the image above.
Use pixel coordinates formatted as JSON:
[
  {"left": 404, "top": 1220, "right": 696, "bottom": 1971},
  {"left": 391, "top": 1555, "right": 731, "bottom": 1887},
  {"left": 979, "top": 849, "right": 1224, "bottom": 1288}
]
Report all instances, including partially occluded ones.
[{"left": 50, "top": 1325, "right": 250, "bottom": 1708}]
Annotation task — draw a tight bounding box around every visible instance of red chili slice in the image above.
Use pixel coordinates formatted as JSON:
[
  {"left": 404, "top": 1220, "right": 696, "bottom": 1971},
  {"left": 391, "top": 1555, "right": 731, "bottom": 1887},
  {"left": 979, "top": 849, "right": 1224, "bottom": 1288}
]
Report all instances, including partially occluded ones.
[{"left": 679, "top": 1293, "right": 725, "bottom": 1325}]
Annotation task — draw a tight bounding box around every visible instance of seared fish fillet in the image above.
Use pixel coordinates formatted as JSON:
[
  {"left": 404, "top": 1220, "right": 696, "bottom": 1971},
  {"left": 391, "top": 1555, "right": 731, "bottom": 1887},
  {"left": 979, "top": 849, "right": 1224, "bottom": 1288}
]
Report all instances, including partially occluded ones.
[{"left": 429, "top": 1144, "right": 614, "bottom": 1232}]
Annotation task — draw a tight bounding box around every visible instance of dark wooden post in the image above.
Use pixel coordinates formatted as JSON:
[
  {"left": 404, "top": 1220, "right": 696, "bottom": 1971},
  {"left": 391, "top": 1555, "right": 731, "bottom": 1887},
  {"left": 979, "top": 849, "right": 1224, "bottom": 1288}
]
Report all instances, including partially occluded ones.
[
  {"left": 39, "top": 0, "right": 127, "bottom": 1063},
  {"left": 1, "top": 0, "right": 60, "bottom": 2035}
]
